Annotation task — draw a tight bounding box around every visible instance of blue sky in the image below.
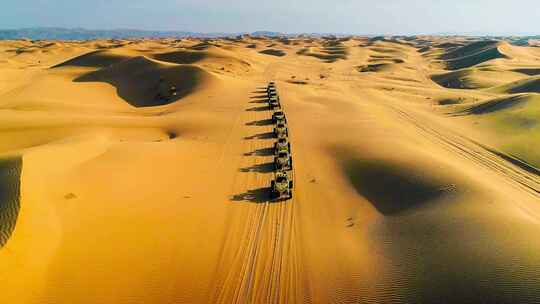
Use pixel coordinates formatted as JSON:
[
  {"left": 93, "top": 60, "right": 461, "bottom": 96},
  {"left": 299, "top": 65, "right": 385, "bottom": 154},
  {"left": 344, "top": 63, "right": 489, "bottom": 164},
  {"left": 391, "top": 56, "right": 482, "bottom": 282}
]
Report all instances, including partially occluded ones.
[{"left": 2, "top": 0, "right": 540, "bottom": 35}]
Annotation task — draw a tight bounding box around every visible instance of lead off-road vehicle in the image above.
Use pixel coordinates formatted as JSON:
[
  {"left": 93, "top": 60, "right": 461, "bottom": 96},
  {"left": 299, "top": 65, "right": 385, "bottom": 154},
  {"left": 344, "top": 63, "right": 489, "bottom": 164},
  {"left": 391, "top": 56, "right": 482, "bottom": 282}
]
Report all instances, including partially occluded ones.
[
  {"left": 274, "top": 137, "right": 291, "bottom": 155},
  {"left": 272, "top": 110, "right": 287, "bottom": 124},
  {"left": 267, "top": 84, "right": 277, "bottom": 93},
  {"left": 270, "top": 171, "right": 293, "bottom": 200},
  {"left": 274, "top": 151, "right": 292, "bottom": 171}
]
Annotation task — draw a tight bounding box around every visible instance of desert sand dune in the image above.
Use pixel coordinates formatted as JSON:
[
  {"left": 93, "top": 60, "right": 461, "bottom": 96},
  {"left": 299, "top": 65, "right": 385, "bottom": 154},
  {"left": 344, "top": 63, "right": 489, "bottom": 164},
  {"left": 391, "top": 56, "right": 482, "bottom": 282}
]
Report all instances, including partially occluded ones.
[
  {"left": 152, "top": 46, "right": 251, "bottom": 67},
  {"left": 438, "top": 40, "right": 509, "bottom": 70},
  {"left": 490, "top": 76, "right": 540, "bottom": 94},
  {"left": 431, "top": 68, "right": 527, "bottom": 89},
  {"left": 75, "top": 56, "right": 213, "bottom": 107},
  {"left": 0, "top": 36, "right": 540, "bottom": 304},
  {"left": 455, "top": 93, "right": 540, "bottom": 167},
  {"left": 51, "top": 49, "right": 132, "bottom": 68},
  {"left": 296, "top": 39, "right": 348, "bottom": 63}
]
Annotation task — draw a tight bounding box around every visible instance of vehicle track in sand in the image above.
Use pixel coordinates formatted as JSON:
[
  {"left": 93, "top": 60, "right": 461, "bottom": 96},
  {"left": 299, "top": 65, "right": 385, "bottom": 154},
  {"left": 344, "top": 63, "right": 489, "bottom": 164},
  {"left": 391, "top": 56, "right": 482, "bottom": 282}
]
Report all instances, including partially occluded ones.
[
  {"left": 385, "top": 100, "right": 540, "bottom": 198},
  {"left": 212, "top": 70, "right": 305, "bottom": 303}
]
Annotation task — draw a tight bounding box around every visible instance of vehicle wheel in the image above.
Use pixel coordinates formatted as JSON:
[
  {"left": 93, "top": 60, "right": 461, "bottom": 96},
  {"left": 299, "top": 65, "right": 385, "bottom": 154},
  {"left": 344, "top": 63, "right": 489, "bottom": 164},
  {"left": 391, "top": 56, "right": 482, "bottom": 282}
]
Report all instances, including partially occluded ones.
[
  {"left": 288, "top": 143, "right": 291, "bottom": 150},
  {"left": 289, "top": 181, "right": 293, "bottom": 189},
  {"left": 286, "top": 130, "right": 289, "bottom": 137},
  {"left": 271, "top": 180, "right": 275, "bottom": 190},
  {"left": 288, "top": 191, "right": 293, "bottom": 199},
  {"left": 289, "top": 158, "right": 293, "bottom": 169}
]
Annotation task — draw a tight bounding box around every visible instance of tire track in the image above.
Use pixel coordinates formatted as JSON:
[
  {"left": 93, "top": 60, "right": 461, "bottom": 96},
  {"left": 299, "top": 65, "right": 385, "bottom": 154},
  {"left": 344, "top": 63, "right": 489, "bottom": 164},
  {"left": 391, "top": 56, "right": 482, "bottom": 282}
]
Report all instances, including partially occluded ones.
[
  {"left": 387, "top": 103, "right": 540, "bottom": 198},
  {"left": 212, "top": 78, "right": 304, "bottom": 303}
]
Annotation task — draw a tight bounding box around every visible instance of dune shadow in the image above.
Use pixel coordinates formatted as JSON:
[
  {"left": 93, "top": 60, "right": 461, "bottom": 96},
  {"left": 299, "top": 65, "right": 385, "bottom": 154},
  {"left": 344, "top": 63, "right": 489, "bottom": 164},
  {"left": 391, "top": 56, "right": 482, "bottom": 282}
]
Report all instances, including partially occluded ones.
[
  {"left": 343, "top": 159, "right": 448, "bottom": 215},
  {"left": 513, "top": 68, "right": 540, "bottom": 76},
  {"left": 259, "top": 49, "right": 286, "bottom": 57},
  {"left": 287, "top": 80, "right": 309, "bottom": 85},
  {"left": 506, "top": 78, "right": 540, "bottom": 94},
  {"left": 189, "top": 42, "right": 213, "bottom": 50},
  {"left": 457, "top": 95, "right": 527, "bottom": 115},
  {"left": 240, "top": 162, "right": 275, "bottom": 173},
  {"left": 246, "top": 119, "right": 273, "bottom": 126},
  {"left": 152, "top": 50, "right": 207, "bottom": 64},
  {"left": 231, "top": 187, "right": 272, "bottom": 203},
  {"left": 0, "top": 157, "right": 22, "bottom": 248},
  {"left": 357, "top": 63, "right": 391, "bottom": 73},
  {"left": 244, "top": 132, "right": 275, "bottom": 140},
  {"left": 246, "top": 105, "right": 271, "bottom": 112},
  {"left": 74, "top": 57, "right": 205, "bottom": 107},
  {"left": 244, "top": 147, "right": 275, "bottom": 156},
  {"left": 442, "top": 41, "right": 506, "bottom": 70}
]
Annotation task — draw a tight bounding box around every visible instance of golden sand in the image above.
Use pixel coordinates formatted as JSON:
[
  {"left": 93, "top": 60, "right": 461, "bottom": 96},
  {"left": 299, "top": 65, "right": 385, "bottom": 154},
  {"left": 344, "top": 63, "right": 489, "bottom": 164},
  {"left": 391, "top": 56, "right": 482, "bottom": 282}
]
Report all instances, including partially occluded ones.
[{"left": 0, "top": 36, "right": 539, "bottom": 303}]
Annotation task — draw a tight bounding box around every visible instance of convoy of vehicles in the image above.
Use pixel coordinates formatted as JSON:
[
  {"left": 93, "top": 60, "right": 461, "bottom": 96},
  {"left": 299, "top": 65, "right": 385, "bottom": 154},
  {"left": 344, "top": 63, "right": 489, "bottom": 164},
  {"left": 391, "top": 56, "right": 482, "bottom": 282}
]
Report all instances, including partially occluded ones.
[{"left": 265, "top": 82, "right": 294, "bottom": 200}]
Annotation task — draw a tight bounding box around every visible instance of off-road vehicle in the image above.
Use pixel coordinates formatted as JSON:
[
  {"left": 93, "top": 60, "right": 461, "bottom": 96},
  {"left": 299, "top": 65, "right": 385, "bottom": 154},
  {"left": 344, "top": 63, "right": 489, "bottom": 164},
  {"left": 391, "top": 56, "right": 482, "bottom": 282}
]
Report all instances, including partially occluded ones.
[
  {"left": 272, "top": 110, "right": 287, "bottom": 124},
  {"left": 270, "top": 171, "right": 293, "bottom": 200},
  {"left": 274, "top": 151, "right": 292, "bottom": 171},
  {"left": 267, "top": 88, "right": 278, "bottom": 99},
  {"left": 268, "top": 90, "right": 278, "bottom": 99},
  {"left": 274, "top": 137, "right": 291, "bottom": 154},
  {"left": 273, "top": 123, "right": 288, "bottom": 138},
  {"left": 269, "top": 97, "right": 281, "bottom": 110}
]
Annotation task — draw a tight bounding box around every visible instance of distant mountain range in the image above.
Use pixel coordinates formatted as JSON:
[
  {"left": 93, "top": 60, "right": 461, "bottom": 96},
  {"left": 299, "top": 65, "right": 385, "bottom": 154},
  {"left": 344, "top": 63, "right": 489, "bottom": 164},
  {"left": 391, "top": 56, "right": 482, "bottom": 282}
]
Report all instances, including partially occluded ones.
[
  {"left": 0, "top": 27, "right": 363, "bottom": 40},
  {"left": 0, "top": 27, "right": 290, "bottom": 40},
  {"left": 1, "top": 27, "right": 538, "bottom": 41}
]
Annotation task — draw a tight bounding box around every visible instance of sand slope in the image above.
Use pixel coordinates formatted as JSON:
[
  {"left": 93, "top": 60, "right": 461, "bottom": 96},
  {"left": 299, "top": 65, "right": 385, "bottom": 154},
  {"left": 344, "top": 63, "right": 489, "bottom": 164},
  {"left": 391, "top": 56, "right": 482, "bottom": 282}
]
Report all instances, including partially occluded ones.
[{"left": 438, "top": 40, "right": 508, "bottom": 70}]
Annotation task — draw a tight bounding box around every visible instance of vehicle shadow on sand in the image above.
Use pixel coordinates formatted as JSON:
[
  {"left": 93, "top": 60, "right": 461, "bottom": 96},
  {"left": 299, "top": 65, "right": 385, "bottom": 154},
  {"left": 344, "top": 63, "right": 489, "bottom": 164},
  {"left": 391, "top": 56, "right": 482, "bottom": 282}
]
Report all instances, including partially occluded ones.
[
  {"left": 244, "top": 132, "right": 275, "bottom": 140},
  {"left": 239, "top": 162, "right": 275, "bottom": 173},
  {"left": 246, "top": 105, "right": 271, "bottom": 112},
  {"left": 246, "top": 118, "right": 273, "bottom": 126},
  {"left": 231, "top": 187, "right": 272, "bottom": 203},
  {"left": 243, "top": 147, "right": 275, "bottom": 156}
]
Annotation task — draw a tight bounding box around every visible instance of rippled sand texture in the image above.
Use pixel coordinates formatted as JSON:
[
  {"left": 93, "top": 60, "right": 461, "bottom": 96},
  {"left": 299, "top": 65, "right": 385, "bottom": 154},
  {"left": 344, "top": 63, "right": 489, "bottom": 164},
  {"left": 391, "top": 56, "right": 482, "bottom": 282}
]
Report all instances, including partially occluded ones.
[
  {"left": 0, "top": 157, "right": 21, "bottom": 247},
  {"left": 0, "top": 36, "right": 540, "bottom": 303}
]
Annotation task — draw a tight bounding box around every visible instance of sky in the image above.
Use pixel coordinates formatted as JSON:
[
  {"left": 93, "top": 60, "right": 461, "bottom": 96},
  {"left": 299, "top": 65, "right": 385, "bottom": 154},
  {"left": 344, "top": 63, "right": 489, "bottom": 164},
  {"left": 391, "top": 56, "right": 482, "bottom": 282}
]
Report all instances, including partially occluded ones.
[{"left": 2, "top": 0, "right": 540, "bottom": 35}]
